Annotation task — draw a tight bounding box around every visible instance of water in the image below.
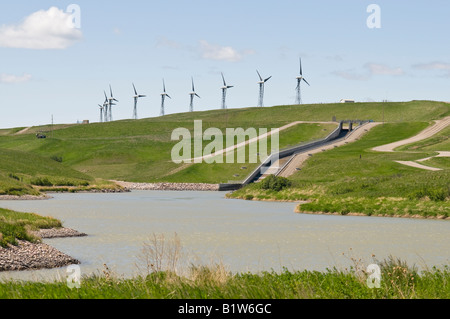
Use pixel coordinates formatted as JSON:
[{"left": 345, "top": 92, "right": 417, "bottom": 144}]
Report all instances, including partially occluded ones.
[{"left": 0, "top": 190, "right": 449, "bottom": 282}]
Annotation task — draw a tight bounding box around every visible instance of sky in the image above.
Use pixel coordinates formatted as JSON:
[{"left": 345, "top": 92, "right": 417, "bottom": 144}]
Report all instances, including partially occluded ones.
[{"left": 0, "top": 0, "right": 449, "bottom": 128}]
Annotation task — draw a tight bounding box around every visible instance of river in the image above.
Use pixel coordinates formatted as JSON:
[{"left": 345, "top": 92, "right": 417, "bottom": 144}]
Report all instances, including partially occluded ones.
[{"left": 0, "top": 190, "right": 449, "bottom": 282}]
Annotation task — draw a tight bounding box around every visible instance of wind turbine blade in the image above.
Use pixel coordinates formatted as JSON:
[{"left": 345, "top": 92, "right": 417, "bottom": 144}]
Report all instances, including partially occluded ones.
[
  {"left": 195, "top": 94, "right": 201, "bottom": 98},
  {"left": 104, "top": 91, "right": 108, "bottom": 102},
  {"left": 192, "top": 77, "right": 195, "bottom": 92},
  {"left": 300, "top": 58, "right": 303, "bottom": 76},
  {"left": 221, "top": 73, "right": 226, "bottom": 86},
  {"left": 227, "top": 86, "right": 234, "bottom": 89},
  {"left": 257, "top": 70, "right": 263, "bottom": 81},
  {"left": 133, "top": 83, "right": 138, "bottom": 95},
  {"left": 303, "top": 78, "right": 310, "bottom": 86},
  {"left": 265, "top": 76, "right": 272, "bottom": 82},
  {"left": 167, "top": 94, "right": 172, "bottom": 99},
  {"left": 110, "top": 85, "right": 113, "bottom": 97},
  {"left": 163, "top": 79, "right": 166, "bottom": 93}
]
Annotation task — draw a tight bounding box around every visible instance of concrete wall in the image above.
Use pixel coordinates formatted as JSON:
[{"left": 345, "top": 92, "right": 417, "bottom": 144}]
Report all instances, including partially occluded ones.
[{"left": 241, "top": 123, "right": 343, "bottom": 186}]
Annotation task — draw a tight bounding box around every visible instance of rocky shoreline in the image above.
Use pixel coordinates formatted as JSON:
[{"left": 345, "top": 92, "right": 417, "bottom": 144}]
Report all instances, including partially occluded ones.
[
  {"left": 0, "top": 194, "right": 52, "bottom": 201},
  {"left": 0, "top": 228, "right": 86, "bottom": 272},
  {"left": 113, "top": 181, "right": 220, "bottom": 191}
]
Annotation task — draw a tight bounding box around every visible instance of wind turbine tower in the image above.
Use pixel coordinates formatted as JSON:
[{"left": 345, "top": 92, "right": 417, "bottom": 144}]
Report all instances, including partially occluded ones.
[
  {"left": 160, "top": 79, "right": 171, "bottom": 116},
  {"left": 221, "top": 72, "right": 234, "bottom": 109},
  {"left": 257, "top": 70, "right": 272, "bottom": 107},
  {"left": 295, "top": 58, "right": 310, "bottom": 105},
  {"left": 103, "top": 91, "right": 109, "bottom": 122},
  {"left": 108, "top": 85, "right": 119, "bottom": 121},
  {"left": 98, "top": 103, "right": 104, "bottom": 123},
  {"left": 132, "top": 83, "right": 146, "bottom": 120},
  {"left": 189, "top": 77, "right": 200, "bottom": 112}
]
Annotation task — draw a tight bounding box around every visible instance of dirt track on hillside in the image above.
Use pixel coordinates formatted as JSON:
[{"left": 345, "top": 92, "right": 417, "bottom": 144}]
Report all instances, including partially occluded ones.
[{"left": 372, "top": 116, "right": 450, "bottom": 153}]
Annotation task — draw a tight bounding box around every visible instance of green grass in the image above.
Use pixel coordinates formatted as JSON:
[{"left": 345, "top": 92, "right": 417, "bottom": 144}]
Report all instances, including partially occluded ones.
[
  {"left": 0, "top": 118, "right": 336, "bottom": 185},
  {"left": 0, "top": 258, "right": 448, "bottom": 299},
  {"left": 0, "top": 208, "right": 62, "bottom": 247},
  {"left": 398, "top": 125, "right": 450, "bottom": 152},
  {"left": 0, "top": 100, "right": 448, "bottom": 193},
  {"left": 229, "top": 121, "right": 450, "bottom": 218}
]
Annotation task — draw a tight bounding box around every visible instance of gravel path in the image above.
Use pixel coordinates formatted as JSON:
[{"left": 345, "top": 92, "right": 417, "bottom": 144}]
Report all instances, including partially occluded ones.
[
  {"left": 372, "top": 116, "right": 450, "bottom": 171},
  {"left": 372, "top": 116, "right": 450, "bottom": 153}
]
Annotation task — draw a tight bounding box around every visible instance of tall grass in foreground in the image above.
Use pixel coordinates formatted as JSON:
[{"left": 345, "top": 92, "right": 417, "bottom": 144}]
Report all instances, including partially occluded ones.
[{"left": 0, "top": 233, "right": 448, "bottom": 299}]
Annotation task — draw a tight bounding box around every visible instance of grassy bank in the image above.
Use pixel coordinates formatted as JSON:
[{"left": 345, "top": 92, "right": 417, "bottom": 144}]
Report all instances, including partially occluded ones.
[
  {"left": 0, "top": 257, "right": 448, "bottom": 299},
  {"left": 0, "top": 207, "right": 62, "bottom": 247},
  {"left": 229, "top": 121, "right": 450, "bottom": 218}
]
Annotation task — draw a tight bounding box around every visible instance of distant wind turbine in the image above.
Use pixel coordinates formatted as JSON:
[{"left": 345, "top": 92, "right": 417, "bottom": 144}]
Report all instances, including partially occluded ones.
[
  {"left": 160, "top": 79, "right": 171, "bottom": 116},
  {"left": 221, "top": 72, "right": 234, "bottom": 109},
  {"left": 103, "top": 91, "right": 109, "bottom": 122},
  {"left": 108, "top": 85, "right": 119, "bottom": 121},
  {"left": 98, "top": 103, "right": 104, "bottom": 123},
  {"left": 257, "top": 70, "right": 272, "bottom": 107},
  {"left": 189, "top": 77, "right": 200, "bottom": 112},
  {"left": 132, "top": 83, "right": 146, "bottom": 120},
  {"left": 295, "top": 58, "right": 310, "bottom": 105}
]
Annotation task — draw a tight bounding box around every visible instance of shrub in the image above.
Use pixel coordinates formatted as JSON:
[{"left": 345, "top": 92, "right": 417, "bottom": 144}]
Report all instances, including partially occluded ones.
[
  {"left": 259, "top": 175, "right": 292, "bottom": 192},
  {"left": 8, "top": 173, "right": 20, "bottom": 181},
  {"left": 30, "top": 177, "right": 53, "bottom": 187},
  {"left": 408, "top": 187, "right": 450, "bottom": 202},
  {"left": 50, "top": 155, "right": 63, "bottom": 163}
]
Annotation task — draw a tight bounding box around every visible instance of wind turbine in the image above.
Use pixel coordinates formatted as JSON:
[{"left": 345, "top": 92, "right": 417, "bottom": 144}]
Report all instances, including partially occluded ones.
[
  {"left": 160, "top": 79, "right": 171, "bottom": 116},
  {"left": 295, "top": 58, "right": 310, "bottom": 105},
  {"left": 132, "top": 83, "right": 146, "bottom": 120},
  {"left": 189, "top": 77, "right": 200, "bottom": 112},
  {"left": 103, "top": 91, "right": 109, "bottom": 122},
  {"left": 221, "top": 72, "right": 234, "bottom": 109},
  {"left": 108, "top": 85, "right": 119, "bottom": 121},
  {"left": 98, "top": 103, "right": 104, "bottom": 123},
  {"left": 257, "top": 70, "right": 272, "bottom": 107}
]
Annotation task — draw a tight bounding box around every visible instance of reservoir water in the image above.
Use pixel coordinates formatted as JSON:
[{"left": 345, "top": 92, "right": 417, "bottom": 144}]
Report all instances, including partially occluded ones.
[{"left": 0, "top": 190, "right": 449, "bottom": 282}]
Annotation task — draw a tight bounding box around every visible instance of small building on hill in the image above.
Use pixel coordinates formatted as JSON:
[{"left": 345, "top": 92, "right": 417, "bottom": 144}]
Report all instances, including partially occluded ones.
[{"left": 340, "top": 99, "right": 355, "bottom": 103}]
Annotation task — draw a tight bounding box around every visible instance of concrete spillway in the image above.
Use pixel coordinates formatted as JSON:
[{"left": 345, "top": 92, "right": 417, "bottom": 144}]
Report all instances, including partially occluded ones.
[{"left": 219, "top": 120, "right": 374, "bottom": 191}]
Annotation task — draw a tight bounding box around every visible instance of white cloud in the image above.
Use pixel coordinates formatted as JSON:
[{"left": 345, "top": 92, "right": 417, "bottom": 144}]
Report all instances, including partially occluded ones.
[
  {"left": 412, "top": 61, "right": 450, "bottom": 71},
  {"left": 0, "top": 7, "right": 82, "bottom": 49},
  {"left": 199, "top": 40, "right": 254, "bottom": 62},
  {"left": 333, "top": 63, "right": 404, "bottom": 80},
  {"left": 412, "top": 61, "right": 450, "bottom": 77},
  {"left": 365, "top": 63, "right": 404, "bottom": 76},
  {"left": 332, "top": 69, "right": 370, "bottom": 81},
  {"left": 0, "top": 73, "right": 32, "bottom": 84},
  {"left": 156, "top": 37, "right": 183, "bottom": 49}
]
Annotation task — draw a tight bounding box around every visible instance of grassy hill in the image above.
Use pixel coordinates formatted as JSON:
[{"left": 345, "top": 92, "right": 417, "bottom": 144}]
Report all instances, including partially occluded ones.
[
  {"left": 0, "top": 100, "right": 448, "bottom": 197},
  {"left": 229, "top": 118, "right": 450, "bottom": 218}
]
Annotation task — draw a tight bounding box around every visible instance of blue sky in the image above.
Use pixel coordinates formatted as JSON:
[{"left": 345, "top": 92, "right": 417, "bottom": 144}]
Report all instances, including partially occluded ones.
[{"left": 0, "top": 0, "right": 449, "bottom": 128}]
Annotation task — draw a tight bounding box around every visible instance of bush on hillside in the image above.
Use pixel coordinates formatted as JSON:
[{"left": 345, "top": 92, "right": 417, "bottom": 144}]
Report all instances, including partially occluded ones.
[{"left": 259, "top": 175, "right": 292, "bottom": 192}]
